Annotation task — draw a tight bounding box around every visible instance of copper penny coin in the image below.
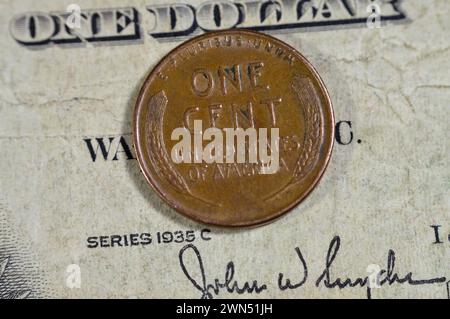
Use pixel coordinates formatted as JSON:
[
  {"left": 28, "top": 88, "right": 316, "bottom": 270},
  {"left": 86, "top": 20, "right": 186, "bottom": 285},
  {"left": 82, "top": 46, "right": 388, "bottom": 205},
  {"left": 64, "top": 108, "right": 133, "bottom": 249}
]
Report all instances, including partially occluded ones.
[{"left": 133, "top": 30, "right": 334, "bottom": 227}]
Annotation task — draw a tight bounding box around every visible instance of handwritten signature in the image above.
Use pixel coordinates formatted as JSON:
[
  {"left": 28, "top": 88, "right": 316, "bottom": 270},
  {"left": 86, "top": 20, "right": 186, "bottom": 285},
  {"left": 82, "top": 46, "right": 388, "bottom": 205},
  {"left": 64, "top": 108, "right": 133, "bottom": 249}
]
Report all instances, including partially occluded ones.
[{"left": 178, "top": 236, "right": 448, "bottom": 299}]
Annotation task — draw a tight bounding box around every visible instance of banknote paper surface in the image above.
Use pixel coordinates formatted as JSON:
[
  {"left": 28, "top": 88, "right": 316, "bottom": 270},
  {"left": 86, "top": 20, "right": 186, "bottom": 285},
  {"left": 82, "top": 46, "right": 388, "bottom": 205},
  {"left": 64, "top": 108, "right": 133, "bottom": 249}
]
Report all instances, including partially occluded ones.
[{"left": 0, "top": 0, "right": 449, "bottom": 299}]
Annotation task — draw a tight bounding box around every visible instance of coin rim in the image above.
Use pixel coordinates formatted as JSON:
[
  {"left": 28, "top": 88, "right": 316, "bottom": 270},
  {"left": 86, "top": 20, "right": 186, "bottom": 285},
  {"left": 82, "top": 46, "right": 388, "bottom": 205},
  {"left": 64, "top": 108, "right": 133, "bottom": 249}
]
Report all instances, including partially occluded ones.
[{"left": 133, "top": 29, "right": 334, "bottom": 227}]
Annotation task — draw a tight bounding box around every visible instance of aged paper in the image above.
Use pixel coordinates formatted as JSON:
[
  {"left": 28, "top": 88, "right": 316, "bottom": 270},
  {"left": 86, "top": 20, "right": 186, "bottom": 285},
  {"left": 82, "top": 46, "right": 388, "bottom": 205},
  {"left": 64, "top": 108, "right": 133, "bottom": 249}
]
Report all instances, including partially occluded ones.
[{"left": 0, "top": 0, "right": 448, "bottom": 299}]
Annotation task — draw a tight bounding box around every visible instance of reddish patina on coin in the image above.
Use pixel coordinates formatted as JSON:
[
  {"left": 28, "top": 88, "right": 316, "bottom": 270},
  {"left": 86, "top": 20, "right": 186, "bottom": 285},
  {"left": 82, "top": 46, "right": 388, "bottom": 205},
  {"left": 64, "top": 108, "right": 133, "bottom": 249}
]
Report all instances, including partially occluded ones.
[{"left": 133, "top": 30, "right": 334, "bottom": 227}]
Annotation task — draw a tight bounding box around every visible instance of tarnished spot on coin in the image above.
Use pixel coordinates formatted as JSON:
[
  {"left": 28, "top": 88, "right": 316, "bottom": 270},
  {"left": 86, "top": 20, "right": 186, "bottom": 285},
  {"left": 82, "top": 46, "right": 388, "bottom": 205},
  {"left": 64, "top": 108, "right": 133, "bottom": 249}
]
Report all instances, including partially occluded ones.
[{"left": 133, "top": 30, "right": 334, "bottom": 227}]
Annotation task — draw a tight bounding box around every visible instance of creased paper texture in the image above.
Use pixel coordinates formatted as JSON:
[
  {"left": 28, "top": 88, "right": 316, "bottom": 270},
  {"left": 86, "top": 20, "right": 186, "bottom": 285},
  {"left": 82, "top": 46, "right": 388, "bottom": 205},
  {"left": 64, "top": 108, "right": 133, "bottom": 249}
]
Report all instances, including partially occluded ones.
[{"left": 0, "top": 0, "right": 448, "bottom": 299}]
